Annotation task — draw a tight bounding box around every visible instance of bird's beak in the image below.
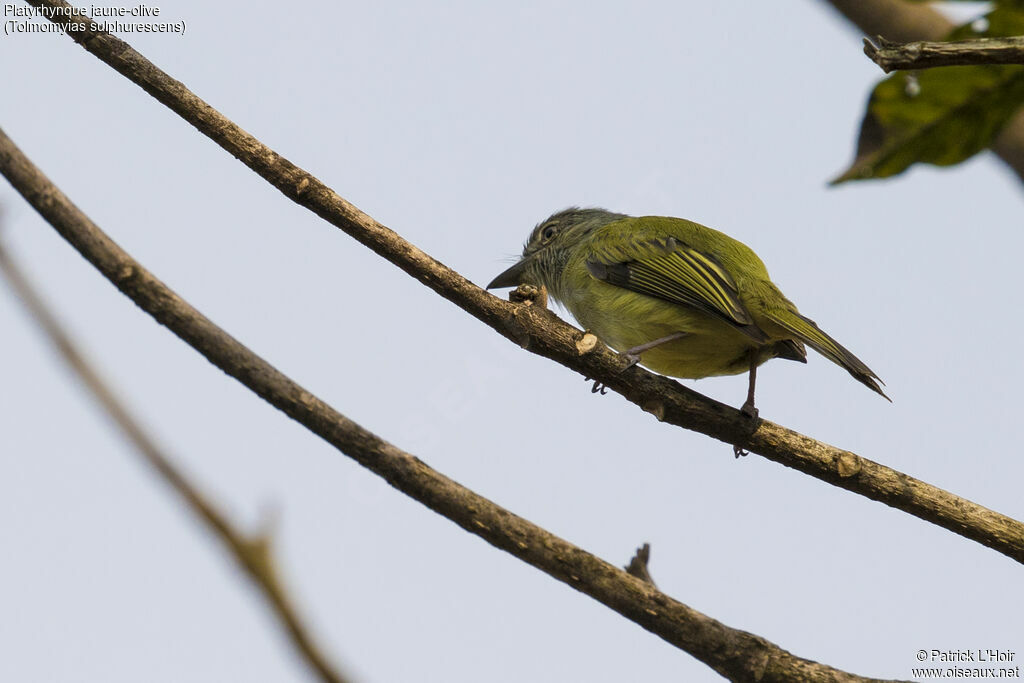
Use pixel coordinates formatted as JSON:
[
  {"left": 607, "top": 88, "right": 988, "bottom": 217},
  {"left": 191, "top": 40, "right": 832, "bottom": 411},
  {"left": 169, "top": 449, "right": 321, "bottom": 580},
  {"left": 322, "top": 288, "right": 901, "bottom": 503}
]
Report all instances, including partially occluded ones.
[{"left": 486, "top": 259, "right": 529, "bottom": 289}]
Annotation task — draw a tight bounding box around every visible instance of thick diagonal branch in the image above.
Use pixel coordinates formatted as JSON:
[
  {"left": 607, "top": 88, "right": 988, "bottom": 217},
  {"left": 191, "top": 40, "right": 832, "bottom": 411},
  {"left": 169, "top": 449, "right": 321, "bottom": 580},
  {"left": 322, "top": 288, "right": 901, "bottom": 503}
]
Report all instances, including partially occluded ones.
[
  {"left": 0, "top": 128, "right": 900, "bottom": 683},
  {"left": 0, "top": 240, "right": 352, "bottom": 683},
  {"left": 18, "top": 0, "right": 1024, "bottom": 565}
]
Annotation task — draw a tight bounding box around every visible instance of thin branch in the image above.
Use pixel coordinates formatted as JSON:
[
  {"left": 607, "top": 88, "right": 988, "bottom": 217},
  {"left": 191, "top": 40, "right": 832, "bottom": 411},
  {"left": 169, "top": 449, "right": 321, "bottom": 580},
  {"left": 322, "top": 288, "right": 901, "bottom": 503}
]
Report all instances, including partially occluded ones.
[
  {"left": 0, "top": 239, "right": 352, "bottom": 683},
  {"left": 17, "top": 0, "right": 1024, "bottom": 565},
  {"left": 865, "top": 35, "right": 1024, "bottom": 72},
  {"left": 821, "top": 0, "right": 1024, "bottom": 183},
  {"left": 0, "top": 129, "right": 902, "bottom": 683}
]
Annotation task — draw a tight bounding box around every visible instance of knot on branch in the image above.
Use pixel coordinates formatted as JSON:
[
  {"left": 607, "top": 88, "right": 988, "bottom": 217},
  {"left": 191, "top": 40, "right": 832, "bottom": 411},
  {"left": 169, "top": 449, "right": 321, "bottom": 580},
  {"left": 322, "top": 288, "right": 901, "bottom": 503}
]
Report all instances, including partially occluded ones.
[
  {"left": 836, "top": 452, "right": 862, "bottom": 478},
  {"left": 575, "top": 332, "right": 599, "bottom": 356},
  {"left": 641, "top": 399, "right": 666, "bottom": 422}
]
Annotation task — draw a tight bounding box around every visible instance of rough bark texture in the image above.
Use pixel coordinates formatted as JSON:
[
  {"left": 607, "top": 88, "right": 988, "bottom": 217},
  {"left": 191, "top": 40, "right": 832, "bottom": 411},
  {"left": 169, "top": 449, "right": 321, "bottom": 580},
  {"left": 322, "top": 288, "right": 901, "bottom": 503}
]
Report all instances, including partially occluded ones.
[
  {"left": 865, "top": 36, "right": 1024, "bottom": 72},
  {"left": 19, "top": 0, "right": 1024, "bottom": 567}
]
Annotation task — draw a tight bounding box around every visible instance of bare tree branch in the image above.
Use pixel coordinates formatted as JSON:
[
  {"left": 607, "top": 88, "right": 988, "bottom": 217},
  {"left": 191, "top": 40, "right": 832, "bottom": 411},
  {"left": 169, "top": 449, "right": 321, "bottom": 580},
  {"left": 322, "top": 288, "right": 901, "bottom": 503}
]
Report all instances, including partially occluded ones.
[
  {"left": 0, "top": 130, "right": 903, "bottom": 683},
  {"left": 865, "top": 35, "right": 1024, "bottom": 72},
  {"left": 820, "top": 0, "right": 1024, "bottom": 183},
  {"left": 16, "top": 0, "right": 1024, "bottom": 565},
  {"left": 0, "top": 237, "right": 353, "bottom": 683}
]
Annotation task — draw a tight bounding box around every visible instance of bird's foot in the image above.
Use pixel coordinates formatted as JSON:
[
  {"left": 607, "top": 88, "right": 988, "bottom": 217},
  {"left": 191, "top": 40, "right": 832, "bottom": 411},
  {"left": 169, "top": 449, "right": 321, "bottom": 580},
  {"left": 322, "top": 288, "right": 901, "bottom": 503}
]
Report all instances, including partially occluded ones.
[
  {"left": 734, "top": 400, "right": 759, "bottom": 457},
  {"left": 739, "top": 401, "right": 759, "bottom": 419},
  {"left": 584, "top": 349, "right": 639, "bottom": 395},
  {"left": 509, "top": 283, "right": 548, "bottom": 308}
]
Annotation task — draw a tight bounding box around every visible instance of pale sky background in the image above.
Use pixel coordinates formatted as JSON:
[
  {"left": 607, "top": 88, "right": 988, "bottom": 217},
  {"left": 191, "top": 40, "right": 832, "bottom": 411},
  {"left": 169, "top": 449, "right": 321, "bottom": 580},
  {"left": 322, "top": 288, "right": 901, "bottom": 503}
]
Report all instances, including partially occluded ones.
[{"left": 2, "top": 2, "right": 1023, "bottom": 682}]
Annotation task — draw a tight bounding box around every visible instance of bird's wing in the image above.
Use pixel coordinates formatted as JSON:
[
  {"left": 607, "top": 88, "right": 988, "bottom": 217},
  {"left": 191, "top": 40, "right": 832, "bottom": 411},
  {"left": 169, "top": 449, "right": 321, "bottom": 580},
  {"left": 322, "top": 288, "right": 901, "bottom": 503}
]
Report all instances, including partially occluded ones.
[{"left": 585, "top": 236, "right": 767, "bottom": 342}]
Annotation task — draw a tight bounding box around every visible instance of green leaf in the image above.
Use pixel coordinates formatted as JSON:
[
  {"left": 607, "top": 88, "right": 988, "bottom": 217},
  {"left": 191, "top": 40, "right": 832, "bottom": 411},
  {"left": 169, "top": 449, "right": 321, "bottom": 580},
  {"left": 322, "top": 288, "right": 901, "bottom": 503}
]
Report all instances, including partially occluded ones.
[
  {"left": 832, "top": 66, "right": 1024, "bottom": 183},
  {"left": 833, "top": 7, "right": 1024, "bottom": 184}
]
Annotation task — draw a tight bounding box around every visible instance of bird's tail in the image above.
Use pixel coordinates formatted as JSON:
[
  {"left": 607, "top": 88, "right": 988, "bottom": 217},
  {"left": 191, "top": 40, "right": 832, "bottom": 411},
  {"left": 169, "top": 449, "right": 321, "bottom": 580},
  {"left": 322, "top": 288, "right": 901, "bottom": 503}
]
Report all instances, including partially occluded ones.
[{"left": 768, "top": 310, "right": 889, "bottom": 401}]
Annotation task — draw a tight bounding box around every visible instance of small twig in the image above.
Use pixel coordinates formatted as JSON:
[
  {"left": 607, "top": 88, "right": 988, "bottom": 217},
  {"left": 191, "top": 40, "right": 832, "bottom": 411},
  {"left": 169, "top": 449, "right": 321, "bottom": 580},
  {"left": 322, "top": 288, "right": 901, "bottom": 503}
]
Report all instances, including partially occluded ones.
[
  {"left": 0, "top": 239, "right": 352, "bottom": 683},
  {"left": 624, "top": 544, "right": 657, "bottom": 588},
  {"left": 864, "top": 35, "right": 1024, "bottom": 73}
]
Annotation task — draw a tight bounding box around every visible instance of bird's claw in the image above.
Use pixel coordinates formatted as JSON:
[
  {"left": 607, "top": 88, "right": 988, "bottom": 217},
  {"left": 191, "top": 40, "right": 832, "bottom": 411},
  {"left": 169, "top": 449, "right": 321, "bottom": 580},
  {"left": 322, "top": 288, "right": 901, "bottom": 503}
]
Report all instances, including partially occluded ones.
[
  {"left": 734, "top": 400, "right": 760, "bottom": 457},
  {"left": 585, "top": 351, "right": 639, "bottom": 395},
  {"left": 509, "top": 283, "right": 548, "bottom": 308}
]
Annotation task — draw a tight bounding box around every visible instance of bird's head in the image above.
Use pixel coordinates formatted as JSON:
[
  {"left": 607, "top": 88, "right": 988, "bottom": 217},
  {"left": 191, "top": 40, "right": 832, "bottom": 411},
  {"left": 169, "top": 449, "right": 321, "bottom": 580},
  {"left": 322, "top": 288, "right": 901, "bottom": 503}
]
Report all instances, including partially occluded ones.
[{"left": 487, "top": 208, "right": 625, "bottom": 290}]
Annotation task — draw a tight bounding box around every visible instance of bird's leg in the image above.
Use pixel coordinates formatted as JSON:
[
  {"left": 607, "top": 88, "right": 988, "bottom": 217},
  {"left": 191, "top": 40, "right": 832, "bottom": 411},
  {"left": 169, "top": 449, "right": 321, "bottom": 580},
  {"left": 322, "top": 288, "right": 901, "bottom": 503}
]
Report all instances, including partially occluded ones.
[
  {"left": 622, "top": 332, "right": 688, "bottom": 369},
  {"left": 734, "top": 348, "right": 760, "bottom": 458},
  {"left": 587, "top": 332, "right": 688, "bottom": 395},
  {"left": 740, "top": 348, "right": 759, "bottom": 418}
]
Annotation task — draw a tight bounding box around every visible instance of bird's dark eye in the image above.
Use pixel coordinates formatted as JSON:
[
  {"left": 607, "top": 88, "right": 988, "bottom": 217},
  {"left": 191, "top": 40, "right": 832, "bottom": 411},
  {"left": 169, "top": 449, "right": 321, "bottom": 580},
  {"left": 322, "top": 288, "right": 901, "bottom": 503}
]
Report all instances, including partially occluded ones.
[{"left": 542, "top": 225, "right": 557, "bottom": 240}]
